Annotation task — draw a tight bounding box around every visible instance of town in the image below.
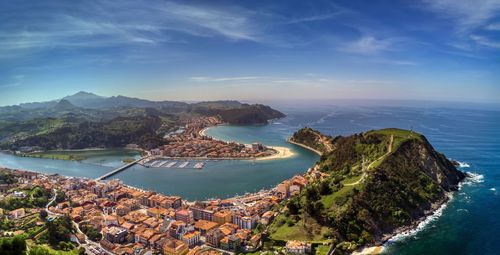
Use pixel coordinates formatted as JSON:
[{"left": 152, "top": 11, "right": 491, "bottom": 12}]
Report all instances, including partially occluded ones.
[
  {"left": 0, "top": 166, "right": 327, "bottom": 255},
  {"left": 148, "top": 117, "right": 277, "bottom": 160}
]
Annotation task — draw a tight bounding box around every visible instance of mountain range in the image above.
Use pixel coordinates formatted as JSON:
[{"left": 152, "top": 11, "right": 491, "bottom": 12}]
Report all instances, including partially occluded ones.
[{"left": 0, "top": 92, "right": 285, "bottom": 150}]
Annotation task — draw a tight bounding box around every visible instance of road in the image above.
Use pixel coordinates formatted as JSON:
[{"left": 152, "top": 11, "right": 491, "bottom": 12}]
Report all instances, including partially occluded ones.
[{"left": 344, "top": 135, "right": 394, "bottom": 187}]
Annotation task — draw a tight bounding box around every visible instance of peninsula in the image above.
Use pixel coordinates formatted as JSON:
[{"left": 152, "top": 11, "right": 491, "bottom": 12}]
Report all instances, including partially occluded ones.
[{"left": 268, "top": 127, "right": 466, "bottom": 254}]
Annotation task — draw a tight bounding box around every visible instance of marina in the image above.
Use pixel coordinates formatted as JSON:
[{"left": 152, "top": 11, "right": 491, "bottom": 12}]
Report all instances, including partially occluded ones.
[{"left": 141, "top": 158, "right": 208, "bottom": 169}]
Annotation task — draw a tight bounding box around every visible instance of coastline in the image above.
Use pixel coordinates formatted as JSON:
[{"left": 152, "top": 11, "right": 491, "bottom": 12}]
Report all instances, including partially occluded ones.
[
  {"left": 199, "top": 125, "right": 296, "bottom": 161},
  {"left": 352, "top": 190, "right": 456, "bottom": 254},
  {"left": 287, "top": 138, "right": 323, "bottom": 156}
]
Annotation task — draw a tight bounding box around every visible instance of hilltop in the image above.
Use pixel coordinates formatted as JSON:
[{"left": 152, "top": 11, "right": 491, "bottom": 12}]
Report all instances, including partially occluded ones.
[
  {"left": 269, "top": 128, "right": 466, "bottom": 254},
  {"left": 0, "top": 92, "right": 285, "bottom": 150}
]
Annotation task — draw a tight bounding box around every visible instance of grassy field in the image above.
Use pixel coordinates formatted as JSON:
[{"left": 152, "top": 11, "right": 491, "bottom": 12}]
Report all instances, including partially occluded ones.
[
  {"left": 26, "top": 149, "right": 140, "bottom": 161},
  {"left": 269, "top": 215, "right": 330, "bottom": 242},
  {"left": 315, "top": 245, "right": 331, "bottom": 255},
  {"left": 367, "top": 128, "right": 423, "bottom": 151}
]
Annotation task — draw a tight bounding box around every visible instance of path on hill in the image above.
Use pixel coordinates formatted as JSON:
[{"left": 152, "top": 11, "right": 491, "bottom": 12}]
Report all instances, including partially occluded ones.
[{"left": 344, "top": 135, "right": 394, "bottom": 186}]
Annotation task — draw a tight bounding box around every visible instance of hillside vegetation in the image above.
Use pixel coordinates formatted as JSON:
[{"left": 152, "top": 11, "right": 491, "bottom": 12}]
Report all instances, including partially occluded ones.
[
  {"left": 269, "top": 128, "right": 465, "bottom": 254},
  {"left": 0, "top": 92, "right": 285, "bottom": 150}
]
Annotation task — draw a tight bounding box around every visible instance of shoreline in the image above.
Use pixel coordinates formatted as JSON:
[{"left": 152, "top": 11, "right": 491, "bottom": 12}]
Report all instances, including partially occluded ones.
[
  {"left": 287, "top": 138, "right": 323, "bottom": 156},
  {"left": 198, "top": 125, "right": 296, "bottom": 161},
  {"left": 352, "top": 183, "right": 465, "bottom": 254}
]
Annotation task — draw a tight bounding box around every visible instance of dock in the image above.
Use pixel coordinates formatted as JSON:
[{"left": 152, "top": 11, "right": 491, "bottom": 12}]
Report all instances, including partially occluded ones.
[{"left": 95, "top": 157, "right": 145, "bottom": 181}]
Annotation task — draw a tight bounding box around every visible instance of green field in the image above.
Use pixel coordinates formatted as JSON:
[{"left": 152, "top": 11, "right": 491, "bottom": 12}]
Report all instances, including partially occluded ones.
[
  {"left": 26, "top": 149, "right": 140, "bottom": 161},
  {"left": 269, "top": 214, "right": 330, "bottom": 242}
]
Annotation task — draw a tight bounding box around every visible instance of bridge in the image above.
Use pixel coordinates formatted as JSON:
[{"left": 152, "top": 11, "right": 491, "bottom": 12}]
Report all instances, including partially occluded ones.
[{"left": 95, "top": 157, "right": 146, "bottom": 181}]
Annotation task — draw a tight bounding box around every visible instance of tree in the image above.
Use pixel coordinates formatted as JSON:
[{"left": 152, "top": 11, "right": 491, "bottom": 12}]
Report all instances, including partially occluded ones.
[
  {"left": 39, "top": 210, "right": 48, "bottom": 221},
  {"left": 0, "top": 235, "right": 27, "bottom": 255},
  {"left": 46, "top": 216, "right": 73, "bottom": 246}
]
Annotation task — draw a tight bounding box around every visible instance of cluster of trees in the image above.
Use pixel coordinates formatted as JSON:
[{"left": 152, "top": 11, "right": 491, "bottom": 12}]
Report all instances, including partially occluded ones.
[
  {"left": 80, "top": 224, "right": 102, "bottom": 242},
  {"left": 0, "top": 236, "right": 27, "bottom": 255},
  {"left": 10, "top": 115, "right": 165, "bottom": 150},
  {"left": 0, "top": 171, "right": 16, "bottom": 184},
  {"left": 45, "top": 216, "right": 73, "bottom": 248},
  {"left": 0, "top": 187, "right": 51, "bottom": 210}
]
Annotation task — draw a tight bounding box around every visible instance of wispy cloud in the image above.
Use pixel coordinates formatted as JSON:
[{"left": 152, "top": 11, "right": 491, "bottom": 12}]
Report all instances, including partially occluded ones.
[
  {"left": 485, "top": 22, "right": 500, "bottom": 31},
  {"left": 470, "top": 35, "right": 500, "bottom": 49},
  {"left": 189, "top": 76, "right": 265, "bottom": 82},
  {"left": 420, "top": 0, "right": 500, "bottom": 32},
  {"left": 0, "top": 75, "right": 24, "bottom": 88},
  {"left": 339, "top": 36, "right": 400, "bottom": 55}
]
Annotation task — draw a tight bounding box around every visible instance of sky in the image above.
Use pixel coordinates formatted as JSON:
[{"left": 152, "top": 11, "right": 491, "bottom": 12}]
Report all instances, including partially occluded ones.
[{"left": 1, "top": 0, "right": 499, "bottom": 106}]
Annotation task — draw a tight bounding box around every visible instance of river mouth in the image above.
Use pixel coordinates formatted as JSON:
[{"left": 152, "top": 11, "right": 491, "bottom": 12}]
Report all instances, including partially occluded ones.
[{"left": 0, "top": 121, "right": 319, "bottom": 201}]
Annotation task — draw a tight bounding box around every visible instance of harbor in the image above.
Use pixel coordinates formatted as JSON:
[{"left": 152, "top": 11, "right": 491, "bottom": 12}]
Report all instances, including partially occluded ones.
[{"left": 140, "top": 158, "right": 207, "bottom": 169}]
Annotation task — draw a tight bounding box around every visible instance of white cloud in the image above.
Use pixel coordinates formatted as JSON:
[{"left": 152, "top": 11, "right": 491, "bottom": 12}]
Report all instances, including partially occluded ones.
[
  {"left": 421, "top": 0, "right": 500, "bottom": 32},
  {"left": 485, "top": 22, "right": 500, "bottom": 30},
  {"left": 470, "top": 35, "right": 500, "bottom": 48},
  {"left": 339, "top": 36, "right": 397, "bottom": 55}
]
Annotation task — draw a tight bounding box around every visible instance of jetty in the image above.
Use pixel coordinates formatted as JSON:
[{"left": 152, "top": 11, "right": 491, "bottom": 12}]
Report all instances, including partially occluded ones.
[{"left": 96, "top": 157, "right": 145, "bottom": 181}]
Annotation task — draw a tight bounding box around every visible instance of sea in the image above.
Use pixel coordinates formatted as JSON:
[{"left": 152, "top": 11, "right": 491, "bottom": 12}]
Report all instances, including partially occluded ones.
[{"left": 0, "top": 100, "right": 498, "bottom": 254}]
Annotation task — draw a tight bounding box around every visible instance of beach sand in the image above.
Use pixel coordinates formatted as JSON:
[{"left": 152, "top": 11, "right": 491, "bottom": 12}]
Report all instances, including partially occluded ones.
[
  {"left": 199, "top": 126, "right": 295, "bottom": 161},
  {"left": 254, "top": 146, "right": 295, "bottom": 161},
  {"left": 352, "top": 246, "right": 384, "bottom": 255}
]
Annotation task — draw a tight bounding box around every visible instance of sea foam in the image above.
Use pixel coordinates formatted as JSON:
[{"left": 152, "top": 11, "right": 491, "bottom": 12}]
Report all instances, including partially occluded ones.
[{"left": 386, "top": 172, "right": 483, "bottom": 245}]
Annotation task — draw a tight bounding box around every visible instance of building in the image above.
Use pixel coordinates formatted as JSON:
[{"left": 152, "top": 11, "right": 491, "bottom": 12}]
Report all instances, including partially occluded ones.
[
  {"left": 175, "top": 209, "right": 193, "bottom": 224},
  {"left": 181, "top": 231, "right": 200, "bottom": 248},
  {"left": 9, "top": 208, "right": 25, "bottom": 219},
  {"left": 285, "top": 241, "right": 312, "bottom": 254},
  {"left": 220, "top": 235, "right": 241, "bottom": 252},
  {"left": 105, "top": 226, "right": 128, "bottom": 243},
  {"left": 193, "top": 220, "right": 219, "bottom": 235},
  {"left": 213, "top": 210, "right": 232, "bottom": 225},
  {"left": 190, "top": 206, "right": 214, "bottom": 221},
  {"left": 163, "top": 238, "right": 189, "bottom": 255},
  {"left": 205, "top": 229, "right": 224, "bottom": 248}
]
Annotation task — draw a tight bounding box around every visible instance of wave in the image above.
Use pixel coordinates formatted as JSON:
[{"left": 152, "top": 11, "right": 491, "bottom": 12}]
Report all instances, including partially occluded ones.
[
  {"left": 386, "top": 172, "right": 483, "bottom": 245},
  {"left": 386, "top": 192, "right": 453, "bottom": 244},
  {"left": 459, "top": 172, "right": 484, "bottom": 188},
  {"left": 452, "top": 159, "right": 470, "bottom": 168}
]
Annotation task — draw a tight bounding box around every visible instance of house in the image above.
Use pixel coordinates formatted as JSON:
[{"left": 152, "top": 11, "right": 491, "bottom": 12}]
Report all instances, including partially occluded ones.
[
  {"left": 104, "top": 226, "right": 128, "bottom": 243},
  {"left": 9, "top": 208, "right": 25, "bottom": 219},
  {"left": 213, "top": 210, "right": 232, "bottom": 225},
  {"left": 163, "top": 238, "right": 189, "bottom": 255},
  {"left": 181, "top": 231, "right": 200, "bottom": 248},
  {"left": 193, "top": 220, "right": 218, "bottom": 235},
  {"left": 175, "top": 209, "right": 193, "bottom": 224},
  {"left": 285, "top": 240, "right": 312, "bottom": 254},
  {"left": 205, "top": 229, "right": 224, "bottom": 248}
]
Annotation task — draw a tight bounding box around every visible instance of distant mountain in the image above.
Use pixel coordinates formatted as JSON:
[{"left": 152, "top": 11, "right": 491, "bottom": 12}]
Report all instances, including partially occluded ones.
[
  {"left": 53, "top": 99, "right": 77, "bottom": 111},
  {"left": 0, "top": 92, "right": 286, "bottom": 150}
]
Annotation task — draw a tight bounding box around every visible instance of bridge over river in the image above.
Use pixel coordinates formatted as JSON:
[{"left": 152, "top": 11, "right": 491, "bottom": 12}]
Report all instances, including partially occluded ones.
[{"left": 95, "top": 157, "right": 147, "bottom": 181}]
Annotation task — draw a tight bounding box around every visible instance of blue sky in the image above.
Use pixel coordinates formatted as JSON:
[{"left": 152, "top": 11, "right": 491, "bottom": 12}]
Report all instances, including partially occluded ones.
[{"left": 1, "top": 0, "right": 499, "bottom": 105}]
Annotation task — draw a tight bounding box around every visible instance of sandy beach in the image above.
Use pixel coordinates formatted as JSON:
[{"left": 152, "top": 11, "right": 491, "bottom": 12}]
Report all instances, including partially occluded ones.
[
  {"left": 352, "top": 246, "right": 384, "bottom": 255},
  {"left": 198, "top": 126, "right": 295, "bottom": 161},
  {"left": 254, "top": 146, "right": 295, "bottom": 161}
]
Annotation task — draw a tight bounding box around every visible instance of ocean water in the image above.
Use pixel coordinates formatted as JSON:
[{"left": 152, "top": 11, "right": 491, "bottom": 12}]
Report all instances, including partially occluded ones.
[{"left": 1, "top": 101, "right": 498, "bottom": 254}]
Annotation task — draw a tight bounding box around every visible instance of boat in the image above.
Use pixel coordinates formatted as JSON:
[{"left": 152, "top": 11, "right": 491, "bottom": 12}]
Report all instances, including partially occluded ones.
[
  {"left": 166, "top": 161, "right": 177, "bottom": 168},
  {"left": 179, "top": 162, "right": 189, "bottom": 168},
  {"left": 193, "top": 162, "right": 205, "bottom": 169}
]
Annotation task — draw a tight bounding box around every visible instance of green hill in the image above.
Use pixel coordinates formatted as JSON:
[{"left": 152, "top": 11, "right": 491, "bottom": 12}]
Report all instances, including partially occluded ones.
[{"left": 269, "top": 128, "right": 466, "bottom": 254}]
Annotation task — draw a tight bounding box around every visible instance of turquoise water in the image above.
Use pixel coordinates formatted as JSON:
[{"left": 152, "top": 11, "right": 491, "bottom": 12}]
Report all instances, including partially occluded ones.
[
  {"left": 0, "top": 121, "right": 319, "bottom": 201},
  {"left": 1, "top": 102, "right": 499, "bottom": 254}
]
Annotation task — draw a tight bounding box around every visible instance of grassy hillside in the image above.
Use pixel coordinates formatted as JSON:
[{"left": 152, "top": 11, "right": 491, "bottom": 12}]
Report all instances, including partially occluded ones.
[
  {"left": 0, "top": 93, "right": 285, "bottom": 150},
  {"left": 268, "top": 128, "right": 466, "bottom": 254}
]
